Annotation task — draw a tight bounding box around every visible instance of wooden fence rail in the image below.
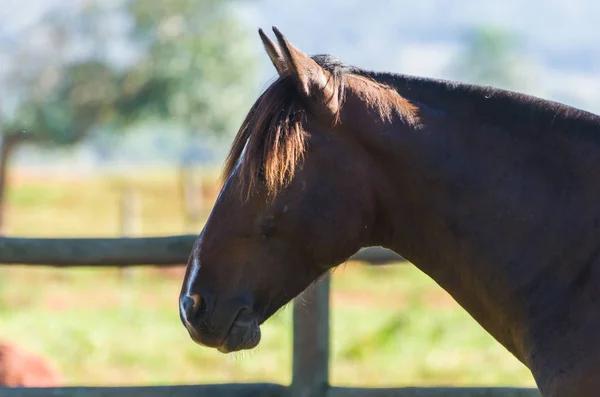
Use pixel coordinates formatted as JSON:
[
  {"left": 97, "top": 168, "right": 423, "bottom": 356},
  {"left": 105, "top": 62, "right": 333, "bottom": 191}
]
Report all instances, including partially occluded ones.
[
  {"left": 0, "top": 386, "right": 542, "bottom": 397},
  {"left": 0, "top": 236, "right": 402, "bottom": 266},
  {"left": 0, "top": 236, "right": 541, "bottom": 396}
]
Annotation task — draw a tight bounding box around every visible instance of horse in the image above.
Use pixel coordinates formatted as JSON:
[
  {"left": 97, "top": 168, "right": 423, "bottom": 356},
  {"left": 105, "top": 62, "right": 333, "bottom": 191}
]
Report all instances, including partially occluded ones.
[{"left": 179, "top": 27, "right": 600, "bottom": 397}]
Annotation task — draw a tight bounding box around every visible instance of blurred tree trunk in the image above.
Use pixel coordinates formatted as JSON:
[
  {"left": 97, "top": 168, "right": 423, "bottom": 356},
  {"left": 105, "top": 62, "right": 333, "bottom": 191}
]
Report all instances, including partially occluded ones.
[{"left": 0, "top": 135, "right": 20, "bottom": 233}]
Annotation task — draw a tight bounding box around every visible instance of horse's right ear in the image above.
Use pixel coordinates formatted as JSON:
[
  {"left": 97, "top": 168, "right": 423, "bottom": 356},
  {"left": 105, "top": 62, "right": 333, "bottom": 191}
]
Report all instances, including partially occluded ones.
[{"left": 263, "top": 26, "right": 340, "bottom": 118}]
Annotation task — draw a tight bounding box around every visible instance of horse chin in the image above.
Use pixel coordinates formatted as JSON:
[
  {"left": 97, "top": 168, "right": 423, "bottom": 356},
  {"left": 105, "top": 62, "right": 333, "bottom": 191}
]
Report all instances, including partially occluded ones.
[{"left": 216, "top": 311, "right": 262, "bottom": 354}]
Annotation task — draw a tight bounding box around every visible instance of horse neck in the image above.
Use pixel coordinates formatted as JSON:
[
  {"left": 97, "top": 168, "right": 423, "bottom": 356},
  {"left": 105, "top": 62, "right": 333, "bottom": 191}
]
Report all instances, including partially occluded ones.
[
  {"left": 336, "top": 75, "right": 455, "bottom": 262},
  {"left": 340, "top": 71, "right": 600, "bottom": 363},
  {"left": 342, "top": 71, "right": 600, "bottom": 263}
]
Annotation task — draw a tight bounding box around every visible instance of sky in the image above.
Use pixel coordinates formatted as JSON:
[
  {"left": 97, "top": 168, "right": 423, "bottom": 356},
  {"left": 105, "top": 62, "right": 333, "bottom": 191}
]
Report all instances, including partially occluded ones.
[
  {"left": 2, "top": 0, "right": 600, "bottom": 170},
  {"left": 5, "top": 0, "right": 599, "bottom": 88},
  {"left": 246, "top": 0, "right": 600, "bottom": 109}
]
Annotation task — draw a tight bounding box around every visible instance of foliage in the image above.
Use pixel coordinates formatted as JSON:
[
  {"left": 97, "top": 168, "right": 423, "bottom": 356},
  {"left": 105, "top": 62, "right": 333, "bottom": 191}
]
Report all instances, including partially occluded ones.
[
  {"left": 1, "top": 0, "right": 258, "bottom": 145},
  {"left": 448, "top": 25, "right": 531, "bottom": 91},
  {"left": 0, "top": 0, "right": 258, "bottom": 227},
  {"left": 117, "top": 0, "right": 259, "bottom": 136}
]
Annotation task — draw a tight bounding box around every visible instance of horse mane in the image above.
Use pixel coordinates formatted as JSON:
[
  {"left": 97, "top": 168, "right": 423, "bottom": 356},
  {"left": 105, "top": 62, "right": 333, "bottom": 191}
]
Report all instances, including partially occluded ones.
[
  {"left": 222, "top": 55, "right": 418, "bottom": 199},
  {"left": 222, "top": 74, "right": 312, "bottom": 199}
]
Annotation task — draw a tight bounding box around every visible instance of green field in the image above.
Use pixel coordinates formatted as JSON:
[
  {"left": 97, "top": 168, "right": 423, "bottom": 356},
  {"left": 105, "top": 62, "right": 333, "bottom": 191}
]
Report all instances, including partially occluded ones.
[{"left": 0, "top": 167, "right": 536, "bottom": 387}]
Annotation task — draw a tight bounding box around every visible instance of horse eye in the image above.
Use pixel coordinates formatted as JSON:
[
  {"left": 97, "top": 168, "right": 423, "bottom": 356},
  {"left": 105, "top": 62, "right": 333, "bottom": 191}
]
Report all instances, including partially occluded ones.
[
  {"left": 261, "top": 216, "right": 276, "bottom": 238},
  {"left": 258, "top": 165, "right": 266, "bottom": 181}
]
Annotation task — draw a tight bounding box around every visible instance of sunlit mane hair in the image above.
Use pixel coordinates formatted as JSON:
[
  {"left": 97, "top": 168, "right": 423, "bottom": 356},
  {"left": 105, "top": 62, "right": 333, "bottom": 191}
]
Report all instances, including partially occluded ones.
[
  {"left": 222, "top": 55, "right": 418, "bottom": 199},
  {"left": 222, "top": 74, "right": 315, "bottom": 200}
]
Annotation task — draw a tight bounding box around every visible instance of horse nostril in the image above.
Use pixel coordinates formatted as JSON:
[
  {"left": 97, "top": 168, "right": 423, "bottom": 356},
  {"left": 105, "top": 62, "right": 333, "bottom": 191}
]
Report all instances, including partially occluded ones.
[{"left": 181, "top": 293, "right": 208, "bottom": 324}]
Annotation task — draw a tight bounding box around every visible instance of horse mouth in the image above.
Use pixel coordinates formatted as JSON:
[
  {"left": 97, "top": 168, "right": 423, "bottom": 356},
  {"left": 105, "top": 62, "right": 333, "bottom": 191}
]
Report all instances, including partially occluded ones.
[
  {"left": 217, "top": 318, "right": 261, "bottom": 353},
  {"left": 187, "top": 309, "right": 262, "bottom": 354}
]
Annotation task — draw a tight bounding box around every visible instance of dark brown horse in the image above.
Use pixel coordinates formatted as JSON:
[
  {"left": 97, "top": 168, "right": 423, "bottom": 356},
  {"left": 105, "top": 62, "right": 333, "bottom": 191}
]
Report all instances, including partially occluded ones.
[{"left": 179, "top": 27, "right": 600, "bottom": 397}]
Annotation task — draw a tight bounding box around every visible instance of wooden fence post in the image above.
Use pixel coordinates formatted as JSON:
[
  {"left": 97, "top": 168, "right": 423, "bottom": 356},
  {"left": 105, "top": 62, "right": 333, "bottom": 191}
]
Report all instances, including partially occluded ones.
[
  {"left": 291, "top": 273, "right": 331, "bottom": 397},
  {"left": 119, "top": 187, "right": 141, "bottom": 280},
  {"left": 179, "top": 164, "right": 203, "bottom": 229}
]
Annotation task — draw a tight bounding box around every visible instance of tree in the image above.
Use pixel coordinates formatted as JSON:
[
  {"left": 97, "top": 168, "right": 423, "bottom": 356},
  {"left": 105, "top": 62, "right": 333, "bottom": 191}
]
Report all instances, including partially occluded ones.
[
  {"left": 0, "top": 0, "right": 258, "bottom": 231},
  {"left": 121, "top": 0, "right": 258, "bottom": 136},
  {"left": 447, "top": 25, "right": 535, "bottom": 91}
]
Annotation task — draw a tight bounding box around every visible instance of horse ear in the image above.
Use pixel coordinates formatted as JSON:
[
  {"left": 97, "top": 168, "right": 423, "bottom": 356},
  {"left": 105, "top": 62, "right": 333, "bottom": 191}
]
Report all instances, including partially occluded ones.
[
  {"left": 258, "top": 28, "right": 286, "bottom": 75},
  {"left": 271, "top": 26, "right": 339, "bottom": 116}
]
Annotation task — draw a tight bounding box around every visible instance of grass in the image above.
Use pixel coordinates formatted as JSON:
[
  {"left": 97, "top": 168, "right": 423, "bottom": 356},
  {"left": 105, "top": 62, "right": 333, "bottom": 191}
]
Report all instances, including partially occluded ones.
[{"left": 0, "top": 167, "right": 536, "bottom": 388}]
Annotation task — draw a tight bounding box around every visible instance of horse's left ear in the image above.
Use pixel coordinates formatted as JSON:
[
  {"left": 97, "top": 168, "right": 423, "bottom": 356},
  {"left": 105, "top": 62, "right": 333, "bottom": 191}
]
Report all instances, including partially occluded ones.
[
  {"left": 259, "top": 28, "right": 286, "bottom": 75},
  {"left": 271, "top": 26, "right": 339, "bottom": 117}
]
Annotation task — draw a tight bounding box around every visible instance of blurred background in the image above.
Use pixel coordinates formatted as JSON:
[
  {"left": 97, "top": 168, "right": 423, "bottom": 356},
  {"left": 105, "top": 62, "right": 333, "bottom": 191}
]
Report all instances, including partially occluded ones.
[{"left": 0, "top": 0, "right": 599, "bottom": 388}]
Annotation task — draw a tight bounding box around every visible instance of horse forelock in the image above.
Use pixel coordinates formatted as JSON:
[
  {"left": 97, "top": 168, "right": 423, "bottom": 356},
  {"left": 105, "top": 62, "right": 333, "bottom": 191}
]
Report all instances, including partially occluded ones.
[{"left": 221, "top": 74, "right": 313, "bottom": 200}]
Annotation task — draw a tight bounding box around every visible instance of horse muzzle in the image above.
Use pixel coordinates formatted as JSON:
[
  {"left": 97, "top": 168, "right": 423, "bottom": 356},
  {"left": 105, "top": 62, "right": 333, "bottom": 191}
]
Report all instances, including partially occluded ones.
[{"left": 179, "top": 292, "right": 261, "bottom": 353}]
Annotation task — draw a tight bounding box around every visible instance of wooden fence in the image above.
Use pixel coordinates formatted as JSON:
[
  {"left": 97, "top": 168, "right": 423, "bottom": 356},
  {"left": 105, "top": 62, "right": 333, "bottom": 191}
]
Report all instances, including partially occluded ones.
[{"left": 0, "top": 236, "right": 541, "bottom": 396}]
